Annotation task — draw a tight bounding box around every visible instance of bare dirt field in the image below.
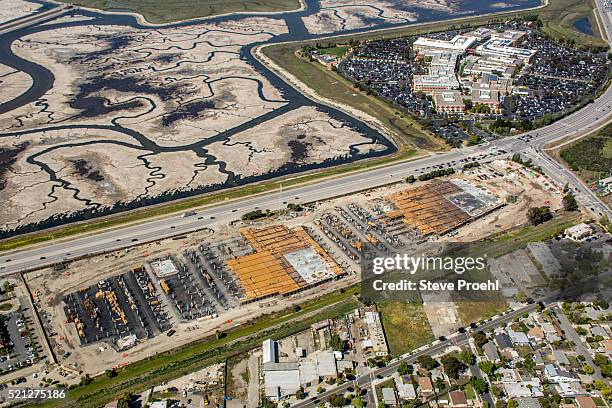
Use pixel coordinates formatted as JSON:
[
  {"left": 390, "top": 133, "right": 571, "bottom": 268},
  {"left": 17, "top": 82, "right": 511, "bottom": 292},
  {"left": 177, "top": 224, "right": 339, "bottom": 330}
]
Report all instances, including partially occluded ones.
[{"left": 20, "top": 161, "right": 564, "bottom": 375}]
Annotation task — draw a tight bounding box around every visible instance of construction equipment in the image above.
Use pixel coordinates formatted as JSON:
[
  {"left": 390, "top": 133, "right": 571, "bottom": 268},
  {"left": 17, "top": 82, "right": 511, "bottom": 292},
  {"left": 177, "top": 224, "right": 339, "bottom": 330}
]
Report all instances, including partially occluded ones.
[{"left": 160, "top": 279, "right": 172, "bottom": 294}]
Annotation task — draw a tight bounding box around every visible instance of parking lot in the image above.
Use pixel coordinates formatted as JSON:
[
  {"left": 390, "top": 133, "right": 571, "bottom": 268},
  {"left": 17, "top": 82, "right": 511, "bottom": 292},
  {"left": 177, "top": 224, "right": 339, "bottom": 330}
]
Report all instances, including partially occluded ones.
[
  {"left": 338, "top": 19, "right": 610, "bottom": 137},
  {"left": 0, "top": 309, "right": 43, "bottom": 374}
]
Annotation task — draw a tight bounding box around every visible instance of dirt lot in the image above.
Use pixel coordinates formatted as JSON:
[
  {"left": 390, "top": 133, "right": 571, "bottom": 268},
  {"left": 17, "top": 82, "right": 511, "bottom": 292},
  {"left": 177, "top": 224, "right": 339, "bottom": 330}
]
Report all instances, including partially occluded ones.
[{"left": 23, "top": 159, "right": 562, "bottom": 375}]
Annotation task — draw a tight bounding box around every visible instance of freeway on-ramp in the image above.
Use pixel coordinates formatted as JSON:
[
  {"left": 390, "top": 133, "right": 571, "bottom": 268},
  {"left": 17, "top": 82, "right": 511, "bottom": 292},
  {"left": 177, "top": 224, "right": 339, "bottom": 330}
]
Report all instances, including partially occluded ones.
[{"left": 0, "top": 0, "right": 611, "bottom": 276}]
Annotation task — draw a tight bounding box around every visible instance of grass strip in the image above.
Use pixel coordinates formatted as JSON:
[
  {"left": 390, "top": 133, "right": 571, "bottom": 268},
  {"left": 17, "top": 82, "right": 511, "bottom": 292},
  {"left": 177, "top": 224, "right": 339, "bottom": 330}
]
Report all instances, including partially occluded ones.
[
  {"left": 34, "top": 285, "right": 362, "bottom": 407},
  {"left": 0, "top": 147, "right": 418, "bottom": 253}
]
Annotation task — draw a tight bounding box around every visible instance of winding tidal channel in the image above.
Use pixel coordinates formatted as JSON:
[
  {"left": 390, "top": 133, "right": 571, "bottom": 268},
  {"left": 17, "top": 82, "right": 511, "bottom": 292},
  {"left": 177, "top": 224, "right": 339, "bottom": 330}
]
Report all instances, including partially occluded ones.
[{"left": 0, "top": 0, "right": 541, "bottom": 234}]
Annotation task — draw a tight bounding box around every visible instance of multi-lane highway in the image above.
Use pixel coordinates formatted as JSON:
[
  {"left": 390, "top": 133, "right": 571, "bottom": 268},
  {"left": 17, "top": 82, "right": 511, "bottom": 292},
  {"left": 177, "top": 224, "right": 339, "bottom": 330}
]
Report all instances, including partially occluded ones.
[
  {"left": 0, "top": 0, "right": 611, "bottom": 275},
  {"left": 2, "top": 79, "right": 610, "bottom": 276},
  {"left": 595, "top": 0, "right": 612, "bottom": 38},
  {"left": 0, "top": 5, "right": 70, "bottom": 36}
]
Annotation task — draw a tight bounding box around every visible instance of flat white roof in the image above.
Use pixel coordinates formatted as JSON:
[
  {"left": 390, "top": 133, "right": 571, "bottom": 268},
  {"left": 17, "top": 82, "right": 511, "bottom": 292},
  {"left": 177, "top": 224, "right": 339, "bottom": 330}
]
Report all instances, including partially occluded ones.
[
  {"left": 264, "top": 368, "right": 300, "bottom": 392},
  {"left": 414, "top": 35, "right": 477, "bottom": 52},
  {"left": 476, "top": 38, "right": 536, "bottom": 60},
  {"left": 151, "top": 259, "right": 178, "bottom": 277},
  {"left": 283, "top": 247, "right": 335, "bottom": 284},
  {"left": 565, "top": 223, "right": 593, "bottom": 236},
  {"left": 316, "top": 351, "right": 337, "bottom": 377}
]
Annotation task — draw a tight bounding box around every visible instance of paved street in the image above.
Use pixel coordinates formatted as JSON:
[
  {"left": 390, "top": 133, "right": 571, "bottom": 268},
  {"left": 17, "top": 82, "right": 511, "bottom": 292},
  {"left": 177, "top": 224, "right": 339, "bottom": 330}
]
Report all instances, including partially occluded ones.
[
  {"left": 1, "top": 88, "right": 611, "bottom": 276},
  {"left": 293, "top": 303, "right": 538, "bottom": 408},
  {"left": 0, "top": 0, "right": 611, "bottom": 277},
  {"left": 553, "top": 305, "right": 605, "bottom": 382}
]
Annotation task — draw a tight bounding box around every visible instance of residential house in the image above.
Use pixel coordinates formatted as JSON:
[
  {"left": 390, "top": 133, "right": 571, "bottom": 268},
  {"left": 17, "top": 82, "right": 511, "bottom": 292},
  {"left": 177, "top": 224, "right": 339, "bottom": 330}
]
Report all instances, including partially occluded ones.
[
  {"left": 382, "top": 388, "right": 398, "bottom": 406},
  {"left": 544, "top": 364, "right": 578, "bottom": 383},
  {"left": 590, "top": 325, "right": 609, "bottom": 338},
  {"left": 508, "top": 328, "right": 531, "bottom": 346},
  {"left": 527, "top": 327, "right": 545, "bottom": 343},
  {"left": 517, "top": 397, "right": 542, "bottom": 408},
  {"left": 498, "top": 368, "right": 522, "bottom": 383},
  {"left": 575, "top": 396, "right": 597, "bottom": 408},
  {"left": 483, "top": 342, "right": 500, "bottom": 362},
  {"left": 556, "top": 382, "right": 588, "bottom": 398},
  {"left": 495, "top": 332, "right": 513, "bottom": 350},
  {"left": 603, "top": 339, "right": 612, "bottom": 357},
  {"left": 533, "top": 353, "right": 545, "bottom": 370},
  {"left": 553, "top": 350, "right": 570, "bottom": 367},
  {"left": 541, "top": 322, "right": 562, "bottom": 343},
  {"left": 395, "top": 378, "right": 417, "bottom": 400},
  {"left": 419, "top": 376, "right": 435, "bottom": 398},
  {"left": 448, "top": 390, "right": 468, "bottom": 408},
  {"left": 449, "top": 390, "right": 469, "bottom": 408},
  {"left": 505, "top": 379, "right": 544, "bottom": 398}
]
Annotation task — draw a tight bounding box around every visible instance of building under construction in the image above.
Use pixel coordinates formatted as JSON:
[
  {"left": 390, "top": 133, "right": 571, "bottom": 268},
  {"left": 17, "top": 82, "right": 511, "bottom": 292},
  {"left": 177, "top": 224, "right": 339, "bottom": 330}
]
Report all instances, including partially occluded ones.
[
  {"left": 227, "top": 225, "right": 344, "bottom": 301},
  {"left": 386, "top": 179, "right": 502, "bottom": 236}
]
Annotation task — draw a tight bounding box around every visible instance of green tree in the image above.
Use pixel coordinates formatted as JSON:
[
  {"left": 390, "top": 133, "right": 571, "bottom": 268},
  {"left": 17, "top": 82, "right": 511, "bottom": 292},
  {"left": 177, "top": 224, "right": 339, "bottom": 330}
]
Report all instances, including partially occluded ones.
[
  {"left": 398, "top": 361, "right": 413, "bottom": 376},
  {"left": 434, "top": 377, "right": 445, "bottom": 391},
  {"left": 527, "top": 206, "right": 553, "bottom": 225},
  {"left": 473, "top": 331, "right": 488, "bottom": 348},
  {"left": 328, "top": 394, "right": 347, "bottom": 407},
  {"left": 459, "top": 349, "right": 475, "bottom": 366},
  {"left": 441, "top": 355, "right": 465, "bottom": 379},
  {"left": 262, "top": 397, "right": 277, "bottom": 408},
  {"left": 117, "top": 393, "right": 136, "bottom": 408},
  {"left": 330, "top": 333, "right": 346, "bottom": 352},
  {"left": 417, "top": 355, "right": 439, "bottom": 370},
  {"left": 562, "top": 192, "right": 578, "bottom": 211},
  {"left": 478, "top": 361, "right": 495, "bottom": 376},
  {"left": 523, "top": 355, "right": 536, "bottom": 375},
  {"left": 467, "top": 134, "right": 482, "bottom": 146},
  {"left": 471, "top": 376, "right": 489, "bottom": 394}
]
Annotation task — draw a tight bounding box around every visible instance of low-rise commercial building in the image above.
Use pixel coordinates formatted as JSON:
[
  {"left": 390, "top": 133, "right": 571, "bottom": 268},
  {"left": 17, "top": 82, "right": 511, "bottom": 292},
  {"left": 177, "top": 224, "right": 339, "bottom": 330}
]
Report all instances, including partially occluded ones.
[
  {"left": 476, "top": 37, "right": 536, "bottom": 63},
  {"left": 413, "top": 74, "right": 460, "bottom": 92},
  {"left": 564, "top": 223, "right": 594, "bottom": 241},
  {"left": 413, "top": 35, "right": 477, "bottom": 54},
  {"left": 433, "top": 90, "right": 466, "bottom": 114}
]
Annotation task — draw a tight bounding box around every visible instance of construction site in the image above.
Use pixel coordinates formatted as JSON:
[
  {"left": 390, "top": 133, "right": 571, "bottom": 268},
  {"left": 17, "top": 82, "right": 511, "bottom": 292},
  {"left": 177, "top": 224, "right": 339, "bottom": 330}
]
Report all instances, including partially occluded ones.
[
  {"left": 227, "top": 225, "right": 344, "bottom": 301},
  {"left": 17, "top": 159, "right": 565, "bottom": 377},
  {"left": 386, "top": 178, "right": 504, "bottom": 237},
  {"left": 63, "top": 266, "right": 171, "bottom": 348}
]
